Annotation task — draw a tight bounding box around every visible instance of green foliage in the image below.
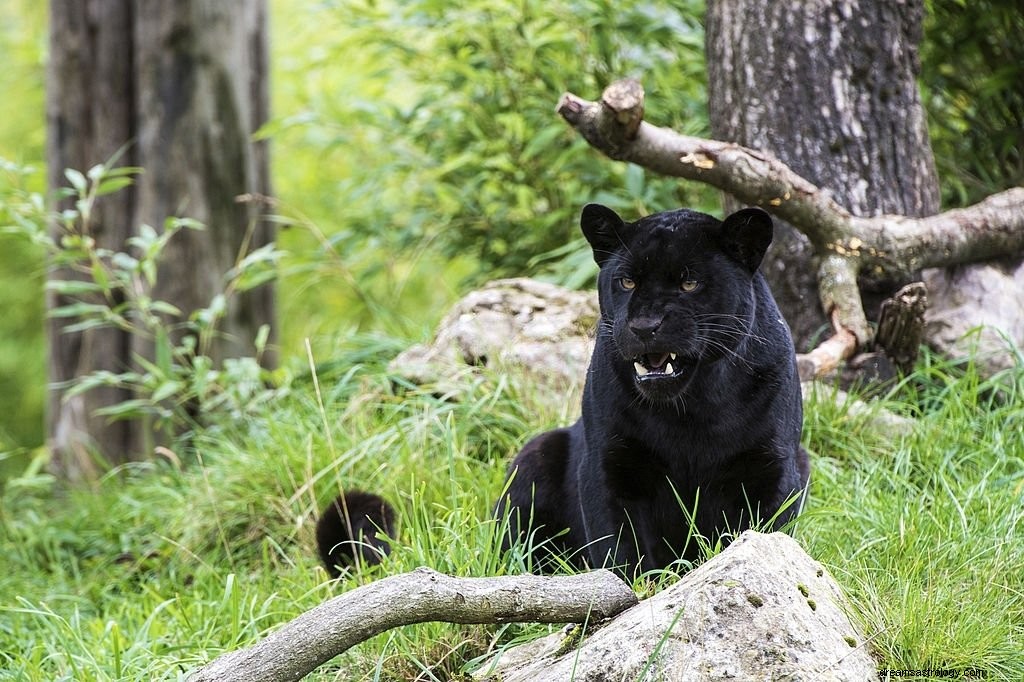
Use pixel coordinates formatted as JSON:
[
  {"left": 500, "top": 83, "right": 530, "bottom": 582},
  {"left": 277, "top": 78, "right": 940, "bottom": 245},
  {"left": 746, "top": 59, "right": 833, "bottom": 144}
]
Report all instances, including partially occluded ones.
[
  {"left": 0, "top": 161, "right": 46, "bottom": 453},
  {"left": 1, "top": 346, "right": 1022, "bottom": 679},
  {"left": 8, "top": 161, "right": 287, "bottom": 448},
  {"left": 922, "top": 0, "right": 1024, "bottom": 206},
  {"left": 270, "top": 0, "right": 715, "bottom": 287},
  {"left": 0, "top": 0, "right": 46, "bottom": 453}
]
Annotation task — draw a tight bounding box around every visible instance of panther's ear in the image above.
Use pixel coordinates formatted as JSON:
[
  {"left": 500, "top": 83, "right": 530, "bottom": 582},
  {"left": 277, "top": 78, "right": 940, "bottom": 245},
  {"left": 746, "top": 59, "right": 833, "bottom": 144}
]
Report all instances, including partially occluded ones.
[
  {"left": 718, "top": 207, "right": 773, "bottom": 272},
  {"left": 581, "top": 203, "right": 628, "bottom": 266}
]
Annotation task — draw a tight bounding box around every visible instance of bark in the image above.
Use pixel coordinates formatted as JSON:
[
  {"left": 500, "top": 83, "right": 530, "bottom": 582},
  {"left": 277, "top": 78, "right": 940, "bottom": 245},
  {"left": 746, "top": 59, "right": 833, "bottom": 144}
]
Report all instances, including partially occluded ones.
[
  {"left": 705, "top": 0, "right": 940, "bottom": 349},
  {"left": 46, "top": 1, "right": 138, "bottom": 481},
  {"left": 875, "top": 282, "right": 928, "bottom": 373},
  {"left": 187, "top": 567, "right": 637, "bottom": 682},
  {"left": 555, "top": 81, "right": 1024, "bottom": 376},
  {"left": 133, "top": 0, "right": 275, "bottom": 366},
  {"left": 45, "top": 0, "right": 274, "bottom": 479}
]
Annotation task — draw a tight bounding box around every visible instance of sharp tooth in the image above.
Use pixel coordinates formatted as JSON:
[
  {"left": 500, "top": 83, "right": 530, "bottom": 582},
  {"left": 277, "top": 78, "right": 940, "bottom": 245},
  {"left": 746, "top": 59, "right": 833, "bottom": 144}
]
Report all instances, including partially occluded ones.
[
  {"left": 665, "top": 362, "right": 674, "bottom": 375},
  {"left": 634, "top": 361, "right": 649, "bottom": 377},
  {"left": 669, "top": 353, "right": 677, "bottom": 361}
]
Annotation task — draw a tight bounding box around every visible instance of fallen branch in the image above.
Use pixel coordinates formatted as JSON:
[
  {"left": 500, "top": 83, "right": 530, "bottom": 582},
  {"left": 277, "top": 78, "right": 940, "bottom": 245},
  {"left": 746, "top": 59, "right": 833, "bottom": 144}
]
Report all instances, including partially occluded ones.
[
  {"left": 557, "top": 80, "right": 1024, "bottom": 357},
  {"left": 187, "top": 567, "right": 637, "bottom": 682}
]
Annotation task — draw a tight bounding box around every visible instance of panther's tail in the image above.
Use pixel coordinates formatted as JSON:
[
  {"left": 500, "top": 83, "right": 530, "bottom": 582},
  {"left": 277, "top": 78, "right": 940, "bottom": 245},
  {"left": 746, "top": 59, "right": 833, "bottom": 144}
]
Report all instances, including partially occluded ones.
[{"left": 315, "top": 490, "right": 396, "bottom": 578}]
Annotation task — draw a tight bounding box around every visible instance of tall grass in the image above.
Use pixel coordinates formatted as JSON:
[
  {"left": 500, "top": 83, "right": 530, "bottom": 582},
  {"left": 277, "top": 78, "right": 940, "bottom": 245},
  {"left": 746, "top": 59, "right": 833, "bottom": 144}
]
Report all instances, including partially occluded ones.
[{"left": 1, "top": 341, "right": 1021, "bottom": 680}]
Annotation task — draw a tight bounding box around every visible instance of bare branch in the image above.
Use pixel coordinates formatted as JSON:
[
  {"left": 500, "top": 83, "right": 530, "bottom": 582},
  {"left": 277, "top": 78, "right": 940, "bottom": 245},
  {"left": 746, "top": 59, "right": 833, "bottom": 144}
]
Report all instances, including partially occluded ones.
[
  {"left": 188, "top": 567, "right": 637, "bottom": 682},
  {"left": 557, "top": 84, "right": 1024, "bottom": 275},
  {"left": 558, "top": 80, "right": 1024, "bottom": 371}
]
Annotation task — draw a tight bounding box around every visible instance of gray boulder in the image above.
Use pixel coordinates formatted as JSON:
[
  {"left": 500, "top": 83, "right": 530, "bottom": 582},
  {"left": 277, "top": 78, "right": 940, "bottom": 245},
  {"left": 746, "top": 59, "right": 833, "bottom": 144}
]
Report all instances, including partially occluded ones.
[
  {"left": 924, "top": 262, "right": 1024, "bottom": 376},
  {"left": 389, "top": 277, "right": 597, "bottom": 389},
  {"left": 474, "top": 531, "right": 876, "bottom": 682}
]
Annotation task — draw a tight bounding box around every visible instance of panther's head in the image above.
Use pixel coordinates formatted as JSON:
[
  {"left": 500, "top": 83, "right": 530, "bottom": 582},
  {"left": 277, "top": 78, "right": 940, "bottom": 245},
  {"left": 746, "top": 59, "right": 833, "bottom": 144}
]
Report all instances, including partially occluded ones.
[{"left": 580, "top": 203, "right": 773, "bottom": 402}]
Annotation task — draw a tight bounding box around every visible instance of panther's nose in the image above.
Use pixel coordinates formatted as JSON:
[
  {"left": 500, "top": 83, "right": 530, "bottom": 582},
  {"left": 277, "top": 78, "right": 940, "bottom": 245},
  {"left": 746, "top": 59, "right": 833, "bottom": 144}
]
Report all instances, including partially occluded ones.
[{"left": 629, "top": 315, "right": 663, "bottom": 340}]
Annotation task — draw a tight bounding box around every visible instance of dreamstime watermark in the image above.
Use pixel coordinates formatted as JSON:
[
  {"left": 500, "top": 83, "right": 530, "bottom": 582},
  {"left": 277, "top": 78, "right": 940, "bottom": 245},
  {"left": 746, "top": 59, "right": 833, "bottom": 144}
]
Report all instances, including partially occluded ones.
[{"left": 877, "top": 668, "right": 987, "bottom": 680}]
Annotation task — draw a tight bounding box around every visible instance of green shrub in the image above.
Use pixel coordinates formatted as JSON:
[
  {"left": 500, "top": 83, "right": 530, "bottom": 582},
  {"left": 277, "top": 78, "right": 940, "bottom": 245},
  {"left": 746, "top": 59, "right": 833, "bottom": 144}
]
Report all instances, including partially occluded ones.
[
  {"left": 922, "top": 0, "right": 1024, "bottom": 206},
  {"left": 270, "top": 0, "right": 716, "bottom": 287},
  {"left": 5, "top": 161, "right": 286, "bottom": 453}
]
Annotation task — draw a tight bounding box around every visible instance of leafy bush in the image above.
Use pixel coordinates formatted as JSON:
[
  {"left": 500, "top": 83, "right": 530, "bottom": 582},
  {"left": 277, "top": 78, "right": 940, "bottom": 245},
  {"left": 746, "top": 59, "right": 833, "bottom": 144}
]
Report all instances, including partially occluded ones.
[
  {"left": 0, "top": 161, "right": 46, "bottom": 454},
  {"left": 922, "top": 0, "right": 1024, "bottom": 206},
  {"left": 6, "top": 161, "right": 285, "bottom": 450},
  {"left": 272, "top": 0, "right": 716, "bottom": 286}
]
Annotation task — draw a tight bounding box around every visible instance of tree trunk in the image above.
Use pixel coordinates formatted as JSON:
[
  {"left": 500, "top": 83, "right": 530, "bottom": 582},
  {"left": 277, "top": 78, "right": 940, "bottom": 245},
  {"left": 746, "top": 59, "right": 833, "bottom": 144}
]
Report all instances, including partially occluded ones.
[
  {"left": 705, "top": 0, "right": 940, "bottom": 350},
  {"left": 45, "top": 0, "right": 274, "bottom": 482}
]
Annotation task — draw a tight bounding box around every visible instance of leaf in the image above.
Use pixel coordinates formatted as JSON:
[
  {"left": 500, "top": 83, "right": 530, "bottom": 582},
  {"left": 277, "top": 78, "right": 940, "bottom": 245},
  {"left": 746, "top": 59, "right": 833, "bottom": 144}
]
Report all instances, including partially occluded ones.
[
  {"left": 151, "top": 380, "right": 184, "bottom": 403},
  {"left": 521, "top": 124, "right": 565, "bottom": 162},
  {"left": 96, "top": 177, "right": 135, "bottom": 197},
  {"left": 102, "top": 166, "right": 144, "bottom": 178},
  {"left": 255, "top": 324, "right": 271, "bottom": 354},
  {"left": 154, "top": 327, "right": 174, "bottom": 377},
  {"left": 110, "top": 252, "right": 139, "bottom": 272},
  {"left": 85, "top": 163, "right": 106, "bottom": 182},
  {"left": 62, "top": 318, "right": 115, "bottom": 334},
  {"left": 91, "top": 261, "right": 111, "bottom": 292},
  {"left": 50, "top": 302, "right": 109, "bottom": 318},
  {"left": 64, "top": 168, "right": 87, "bottom": 194},
  {"left": 63, "top": 371, "right": 136, "bottom": 399},
  {"left": 94, "top": 399, "right": 155, "bottom": 420},
  {"left": 149, "top": 301, "right": 184, "bottom": 318},
  {"left": 166, "top": 217, "right": 206, "bottom": 231},
  {"left": 45, "top": 279, "right": 105, "bottom": 296}
]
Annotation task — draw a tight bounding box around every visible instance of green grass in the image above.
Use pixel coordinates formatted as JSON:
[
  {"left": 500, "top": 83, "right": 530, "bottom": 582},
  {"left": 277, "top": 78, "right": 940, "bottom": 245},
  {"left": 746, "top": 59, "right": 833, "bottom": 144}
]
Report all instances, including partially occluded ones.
[{"left": 1, "top": 341, "right": 1022, "bottom": 680}]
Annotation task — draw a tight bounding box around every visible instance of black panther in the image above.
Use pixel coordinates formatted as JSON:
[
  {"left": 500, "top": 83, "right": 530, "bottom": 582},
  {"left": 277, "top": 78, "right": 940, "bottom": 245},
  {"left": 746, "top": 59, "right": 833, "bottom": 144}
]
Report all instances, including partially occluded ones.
[
  {"left": 316, "top": 204, "right": 808, "bottom": 579},
  {"left": 496, "top": 203, "right": 809, "bottom": 577}
]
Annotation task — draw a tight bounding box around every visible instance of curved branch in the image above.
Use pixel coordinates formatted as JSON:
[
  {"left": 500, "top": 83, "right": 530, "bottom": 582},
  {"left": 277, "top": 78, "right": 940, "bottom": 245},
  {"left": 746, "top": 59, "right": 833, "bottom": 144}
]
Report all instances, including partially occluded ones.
[
  {"left": 188, "top": 567, "right": 637, "bottom": 682},
  {"left": 557, "top": 80, "right": 1024, "bottom": 369},
  {"left": 556, "top": 83, "right": 1024, "bottom": 275}
]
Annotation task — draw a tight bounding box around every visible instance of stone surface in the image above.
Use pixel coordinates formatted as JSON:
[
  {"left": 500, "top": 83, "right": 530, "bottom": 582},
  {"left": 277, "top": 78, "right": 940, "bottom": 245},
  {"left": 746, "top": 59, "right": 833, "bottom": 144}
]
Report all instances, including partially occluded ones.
[
  {"left": 389, "top": 278, "right": 598, "bottom": 389},
  {"left": 924, "top": 262, "right": 1024, "bottom": 376},
  {"left": 473, "top": 532, "right": 877, "bottom": 682}
]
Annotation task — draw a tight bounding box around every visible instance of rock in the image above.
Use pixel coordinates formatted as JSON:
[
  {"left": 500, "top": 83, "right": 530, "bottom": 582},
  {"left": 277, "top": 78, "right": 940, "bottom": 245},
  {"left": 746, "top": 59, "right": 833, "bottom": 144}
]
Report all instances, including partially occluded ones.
[
  {"left": 473, "top": 531, "right": 876, "bottom": 682},
  {"left": 924, "top": 262, "right": 1024, "bottom": 377},
  {"left": 389, "top": 278, "right": 598, "bottom": 389}
]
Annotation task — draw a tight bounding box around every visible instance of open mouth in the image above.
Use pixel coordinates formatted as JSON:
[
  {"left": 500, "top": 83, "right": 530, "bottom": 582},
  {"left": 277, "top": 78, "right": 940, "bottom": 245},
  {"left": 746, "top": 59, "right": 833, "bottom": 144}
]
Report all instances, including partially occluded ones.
[{"left": 632, "top": 352, "right": 683, "bottom": 379}]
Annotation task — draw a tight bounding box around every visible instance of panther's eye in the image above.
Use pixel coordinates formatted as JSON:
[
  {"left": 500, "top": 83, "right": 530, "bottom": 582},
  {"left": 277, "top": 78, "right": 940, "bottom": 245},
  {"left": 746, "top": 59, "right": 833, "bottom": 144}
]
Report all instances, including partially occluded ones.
[
  {"left": 680, "top": 279, "right": 700, "bottom": 293},
  {"left": 619, "top": 277, "right": 636, "bottom": 291}
]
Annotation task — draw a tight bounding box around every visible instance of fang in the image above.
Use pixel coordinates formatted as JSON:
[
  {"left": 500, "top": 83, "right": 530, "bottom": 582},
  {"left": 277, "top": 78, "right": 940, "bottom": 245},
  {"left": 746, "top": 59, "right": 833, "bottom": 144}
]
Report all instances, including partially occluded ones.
[{"left": 634, "top": 361, "right": 649, "bottom": 376}]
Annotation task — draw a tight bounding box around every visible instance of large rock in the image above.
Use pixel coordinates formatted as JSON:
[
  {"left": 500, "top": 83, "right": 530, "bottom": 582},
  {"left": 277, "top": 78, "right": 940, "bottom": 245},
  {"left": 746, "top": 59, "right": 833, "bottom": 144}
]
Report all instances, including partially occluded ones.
[
  {"left": 390, "top": 278, "right": 598, "bottom": 389},
  {"left": 924, "top": 262, "right": 1024, "bottom": 376},
  {"left": 474, "top": 532, "right": 876, "bottom": 682}
]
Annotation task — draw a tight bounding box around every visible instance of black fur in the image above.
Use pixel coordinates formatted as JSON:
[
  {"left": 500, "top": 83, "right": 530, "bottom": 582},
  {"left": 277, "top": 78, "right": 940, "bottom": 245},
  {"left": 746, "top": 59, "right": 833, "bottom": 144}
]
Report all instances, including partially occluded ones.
[
  {"left": 315, "top": 490, "right": 395, "bottom": 578},
  {"left": 496, "top": 204, "right": 810, "bottom": 578}
]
